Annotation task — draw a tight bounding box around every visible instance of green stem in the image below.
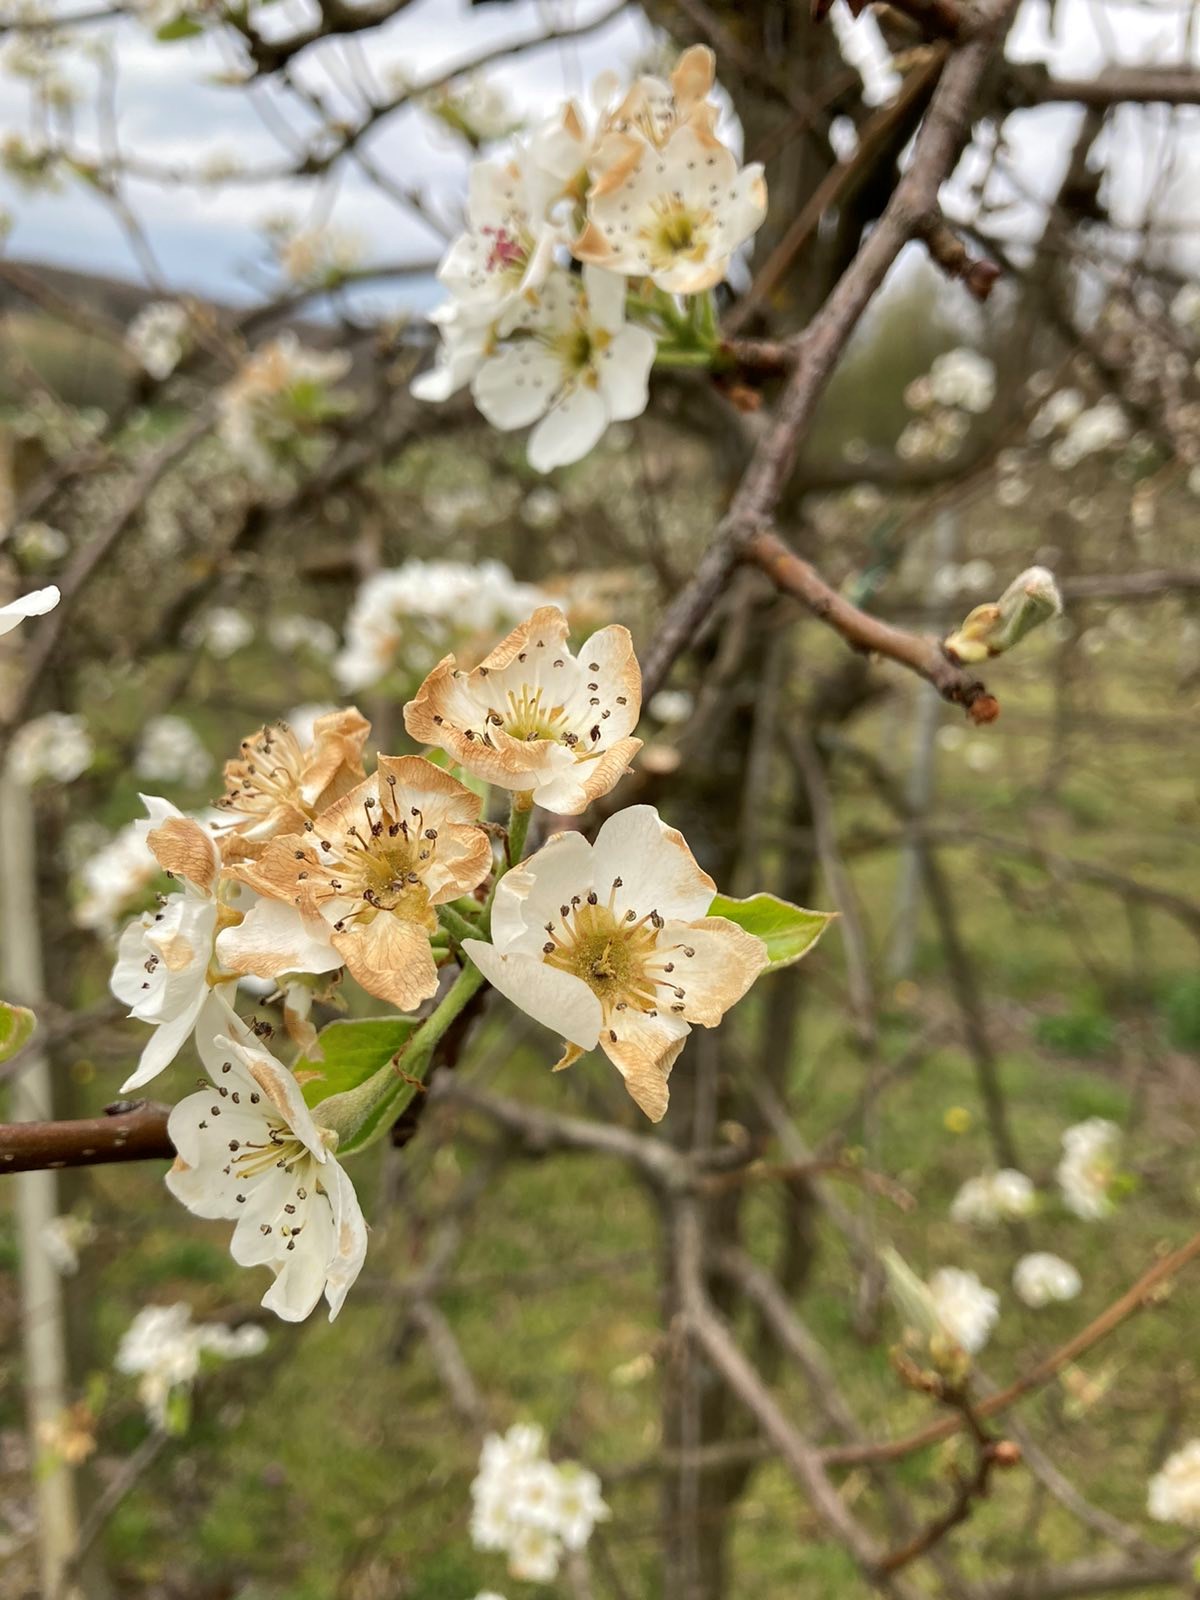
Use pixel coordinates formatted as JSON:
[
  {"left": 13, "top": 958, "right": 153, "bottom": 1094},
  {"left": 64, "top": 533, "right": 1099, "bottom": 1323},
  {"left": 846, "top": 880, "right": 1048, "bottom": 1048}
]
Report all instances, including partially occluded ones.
[
  {"left": 506, "top": 797, "right": 533, "bottom": 868},
  {"left": 318, "top": 961, "right": 485, "bottom": 1154},
  {"left": 438, "top": 902, "right": 484, "bottom": 949}
]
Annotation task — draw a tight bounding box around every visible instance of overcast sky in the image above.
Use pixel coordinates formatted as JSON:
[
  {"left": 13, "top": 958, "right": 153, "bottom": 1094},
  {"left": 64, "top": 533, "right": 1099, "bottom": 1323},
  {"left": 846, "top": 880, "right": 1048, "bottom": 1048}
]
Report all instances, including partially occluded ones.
[{"left": 3, "top": 0, "right": 1200, "bottom": 313}]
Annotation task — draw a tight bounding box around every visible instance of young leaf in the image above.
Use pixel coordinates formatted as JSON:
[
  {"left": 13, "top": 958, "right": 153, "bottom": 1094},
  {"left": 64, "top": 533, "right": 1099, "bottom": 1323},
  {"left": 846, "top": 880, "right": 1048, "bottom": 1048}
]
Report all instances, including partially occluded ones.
[
  {"left": 155, "top": 17, "right": 205, "bottom": 40},
  {"left": 707, "top": 894, "right": 834, "bottom": 970},
  {"left": 299, "top": 1017, "right": 417, "bottom": 1108},
  {"left": 0, "top": 1001, "right": 36, "bottom": 1063}
]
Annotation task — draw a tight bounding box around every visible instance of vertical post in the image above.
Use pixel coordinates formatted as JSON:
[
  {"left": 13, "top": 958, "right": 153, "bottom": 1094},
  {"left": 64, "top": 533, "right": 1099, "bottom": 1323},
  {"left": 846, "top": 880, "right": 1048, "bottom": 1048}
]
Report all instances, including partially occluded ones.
[
  {"left": 888, "top": 509, "right": 957, "bottom": 981},
  {"left": 1, "top": 773, "right": 80, "bottom": 1596}
]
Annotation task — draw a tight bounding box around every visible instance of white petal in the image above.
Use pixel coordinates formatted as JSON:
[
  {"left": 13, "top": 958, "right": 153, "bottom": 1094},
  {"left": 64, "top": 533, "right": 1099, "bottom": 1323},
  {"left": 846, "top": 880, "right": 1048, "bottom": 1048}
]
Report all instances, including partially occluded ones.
[
  {"left": 216, "top": 898, "right": 342, "bottom": 981},
  {"left": 463, "top": 941, "right": 602, "bottom": 1049},
  {"left": 322, "top": 1159, "right": 368, "bottom": 1319},
  {"left": 120, "top": 989, "right": 206, "bottom": 1092},
  {"left": 489, "top": 829, "right": 596, "bottom": 955},
  {"left": 0, "top": 585, "right": 60, "bottom": 636},
  {"left": 591, "top": 806, "right": 715, "bottom": 922},
  {"left": 473, "top": 346, "right": 560, "bottom": 431},
  {"left": 527, "top": 384, "right": 608, "bottom": 472},
  {"left": 597, "top": 326, "right": 656, "bottom": 423},
  {"left": 261, "top": 1220, "right": 331, "bottom": 1322},
  {"left": 583, "top": 265, "right": 627, "bottom": 335}
]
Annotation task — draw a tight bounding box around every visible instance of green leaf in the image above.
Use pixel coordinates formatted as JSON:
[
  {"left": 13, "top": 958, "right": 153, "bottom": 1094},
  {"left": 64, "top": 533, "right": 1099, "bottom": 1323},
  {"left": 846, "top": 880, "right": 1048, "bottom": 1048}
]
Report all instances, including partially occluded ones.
[
  {"left": 300, "top": 1017, "right": 417, "bottom": 1109},
  {"left": 155, "top": 16, "right": 205, "bottom": 40},
  {"left": 707, "top": 894, "right": 834, "bottom": 970},
  {"left": 0, "top": 1001, "right": 36, "bottom": 1063}
]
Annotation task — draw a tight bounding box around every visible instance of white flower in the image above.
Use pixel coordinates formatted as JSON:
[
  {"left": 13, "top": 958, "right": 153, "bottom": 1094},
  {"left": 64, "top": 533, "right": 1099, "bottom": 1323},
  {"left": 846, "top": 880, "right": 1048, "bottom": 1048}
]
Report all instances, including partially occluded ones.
[
  {"left": 126, "top": 301, "right": 190, "bottom": 380},
  {"left": 115, "top": 1301, "right": 267, "bottom": 1429},
  {"left": 1013, "top": 1253, "right": 1081, "bottom": 1308},
  {"left": 1050, "top": 398, "right": 1129, "bottom": 469},
  {"left": 0, "top": 583, "right": 59, "bottom": 636},
  {"left": 1057, "top": 1117, "right": 1121, "bottom": 1219},
  {"left": 217, "top": 333, "right": 351, "bottom": 480},
  {"left": 575, "top": 122, "right": 766, "bottom": 294},
  {"left": 463, "top": 805, "right": 769, "bottom": 1121},
  {"left": 429, "top": 72, "right": 520, "bottom": 144},
  {"left": 554, "top": 1463, "right": 609, "bottom": 1550},
  {"left": 432, "top": 144, "right": 566, "bottom": 317},
  {"left": 73, "top": 819, "right": 160, "bottom": 934},
  {"left": 110, "top": 798, "right": 229, "bottom": 1091},
  {"left": 40, "top": 1213, "right": 96, "bottom": 1276},
  {"left": 267, "top": 614, "right": 338, "bottom": 657},
  {"left": 927, "top": 1267, "right": 999, "bottom": 1355},
  {"left": 334, "top": 559, "right": 548, "bottom": 693},
  {"left": 1029, "top": 387, "right": 1085, "bottom": 439},
  {"left": 135, "top": 715, "right": 212, "bottom": 787},
  {"left": 927, "top": 349, "right": 995, "bottom": 413},
  {"left": 649, "top": 689, "right": 693, "bottom": 725},
  {"left": 1148, "top": 1440, "right": 1200, "bottom": 1528},
  {"left": 187, "top": 606, "right": 254, "bottom": 658},
  {"left": 404, "top": 605, "right": 642, "bottom": 814},
  {"left": 950, "top": 1169, "right": 1036, "bottom": 1227},
  {"left": 471, "top": 265, "right": 656, "bottom": 472},
  {"left": 12, "top": 520, "right": 67, "bottom": 563},
  {"left": 1170, "top": 284, "right": 1200, "bottom": 329},
  {"left": 165, "top": 1000, "right": 367, "bottom": 1322},
  {"left": 8, "top": 712, "right": 93, "bottom": 785},
  {"left": 507, "top": 1524, "right": 562, "bottom": 1583}
]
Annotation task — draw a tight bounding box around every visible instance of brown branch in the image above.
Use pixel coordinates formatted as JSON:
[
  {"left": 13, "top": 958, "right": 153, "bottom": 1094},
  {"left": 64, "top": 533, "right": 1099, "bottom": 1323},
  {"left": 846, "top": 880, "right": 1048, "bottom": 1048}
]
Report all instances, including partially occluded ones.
[
  {"left": 916, "top": 213, "right": 1001, "bottom": 300},
  {"left": 1013, "top": 64, "right": 1200, "bottom": 108},
  {"left": 751, "top": 529, "right": 998, "bottom": 721},
  {"left": 0, "top": 1101, "right": 173, "bottom": 1174},
  {"left": 640, "top": 0, "right": 1019, "bottom": 702}
]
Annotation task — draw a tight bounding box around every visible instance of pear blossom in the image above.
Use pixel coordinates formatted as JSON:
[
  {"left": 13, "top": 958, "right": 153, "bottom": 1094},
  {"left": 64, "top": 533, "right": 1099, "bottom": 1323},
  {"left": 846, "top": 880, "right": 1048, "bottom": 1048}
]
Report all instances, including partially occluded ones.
[
  {"left": 927, "top": 1267, "right": 999, "bottom": 1355},
  {"left": 135, "top": 715, "right": 213, "bottom": 788},
  {"left": 334, "top": 560, "right": 547, "bottom": 693},
  {"left": 217, "top": 333, "right": 352, "bottom": 480},
  {"left": 950, "top": 1168, "right": 1036, "bottom": 1227},
  {"left": 927, "top": 349, "right": 995, "bottom": 413},
  {"left": 1148, "top": 1440, "right": 1200, "bottom": 1528},
  {"left": 74, "top": 817, "right": 161, "bottom": 934},
  {"left": 40, "top": 1213, "right": 96, "bottom": 1276},
  {"left": 221, "top": 756, "right": 491, "bottom": 1010},
  {"left": 8, "top": 712, "right": 93, "bottom": 785},
  {"left": 470, "top": 1422, "right": 609, "bottom": 1582},
  {"left": 1013, "top": 1253, "right": 1082, "bottom": 1308},
  {"left": 187, "top": 605, "right": 254, "bottom": 658},
  {"left": 1057, "top": 1117, "right": 1121, "bottom": 1219},
  {"left": 215, "top": 708, "right": 369, "bottom": 854},
  {"left": 0, "top": 583, "right": 59, "bottom": 636},
  {"left": 116, "top": 1300, "right": 267, "bottom": 1429},
  {"left": 424, "top": 143, "right": 566, "bottom": 324},
  {"left": 165, "top": 1001, "right": 367, "bottom": 1322},
  {"left": 575, "top": 123, "right": 766, "bottom": 294},
  {"left": 404, "top": 605, "right": 642, "bottom": 814},
  {"left": 471, "top": 265, "right": 656, "bottom": 472},
  {"left": 126, "top": 301, "right": 190, "bottom": 380},
  {"left": 463, "top": 806, "right": 768, "bottom": 1121},
  {"left": 111, "top": 800, "right": 231, "bottom": 1091}
]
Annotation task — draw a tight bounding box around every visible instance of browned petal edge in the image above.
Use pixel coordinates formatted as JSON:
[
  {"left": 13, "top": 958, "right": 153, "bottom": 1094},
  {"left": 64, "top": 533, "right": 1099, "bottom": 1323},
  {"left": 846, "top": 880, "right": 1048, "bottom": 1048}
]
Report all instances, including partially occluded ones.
[{"left": 146, "top": 816, "right": 221, "bottom": 889}]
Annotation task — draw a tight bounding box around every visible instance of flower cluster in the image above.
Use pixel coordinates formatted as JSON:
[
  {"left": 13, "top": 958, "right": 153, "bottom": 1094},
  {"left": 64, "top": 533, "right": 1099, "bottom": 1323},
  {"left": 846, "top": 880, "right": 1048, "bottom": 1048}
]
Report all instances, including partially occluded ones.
[
  {"left": 115, "top": 1301, "right": 267, "bottom": 1431},
  {"left": 8, "top": 711, "right": 93, "bottom": 785},
  {"left": 470, "top": 1422, "right": 609, "bottom": 1583},
  {"left": 126, "top": 300, "right": 191, "bottom": 379},
  {"left": 1012, "top": 1252, "right": 1081, "bottom": 1308},
  {"left": 413, "top": 47, "right": 766, "bottom": 470},
  {"left": 899, "top": 348, "right": 995, "bottom": 462},
  {"left": 334, "top": 560, "right": 548, "bottom": 693},
  {"left": 106, "top": 607, "right": 781, "bottom": 1321},
  {"left": 216, "top": 333, "right": 352, "bottom": 480}
]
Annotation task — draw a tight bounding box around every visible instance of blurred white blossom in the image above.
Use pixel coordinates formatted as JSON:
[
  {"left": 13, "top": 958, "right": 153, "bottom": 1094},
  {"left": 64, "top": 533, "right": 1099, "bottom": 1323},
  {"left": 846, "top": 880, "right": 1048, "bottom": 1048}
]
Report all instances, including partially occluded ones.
[
  {"left": 470, "top": 1422, "right": 609, "bottom": 1583},
  {"left": 8, "top": 712, "right": 93, "bottom": 785},
  {"left": 136, "top": 715, "right": 213, "bottom": 787},
  {"left": 1148, "top": 1440, "right": 1200, "bottom": 1528},
  {"left": 187, "top": 606, "right": 254, "bottom": 658},
  {"left": 116, "top": 1302, "right": 267, "bottom": 1432},
  {"left": 127, "top": 301, "right": 190, "bottom": 380},
  {"left": 927, "top": 349, "right": 995, "bottom": 413},
  {"left": 40, "top": 1213, "right": 97, "bottom": 1276},
  {"left": 1057, "top": 1118, "right": 1121, "bottom": 1219},
  {"left": 950, "top": 1169, "right": 1035, "bottom": 1227},
  {"left": 1013, "top": 1253, "right": 1081, "bottom": 1308},
  {"left": 927, "top": 1267, "right": 999, "bottom": 1355}
]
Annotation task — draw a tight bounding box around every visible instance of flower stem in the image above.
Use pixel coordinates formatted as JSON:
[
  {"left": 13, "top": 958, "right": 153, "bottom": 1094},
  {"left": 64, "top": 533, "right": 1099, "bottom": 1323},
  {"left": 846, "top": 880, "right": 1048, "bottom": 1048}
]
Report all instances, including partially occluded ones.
[{"left": 437, "top": 902, "right": 484, "bottom": 949}]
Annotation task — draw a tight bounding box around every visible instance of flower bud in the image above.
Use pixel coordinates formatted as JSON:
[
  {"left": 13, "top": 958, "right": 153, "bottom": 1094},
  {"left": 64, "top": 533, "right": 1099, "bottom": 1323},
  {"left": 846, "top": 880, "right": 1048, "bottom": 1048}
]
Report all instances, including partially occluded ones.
[{"left": 944, "top": 566, "right": 1063, "bottom": 664}]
